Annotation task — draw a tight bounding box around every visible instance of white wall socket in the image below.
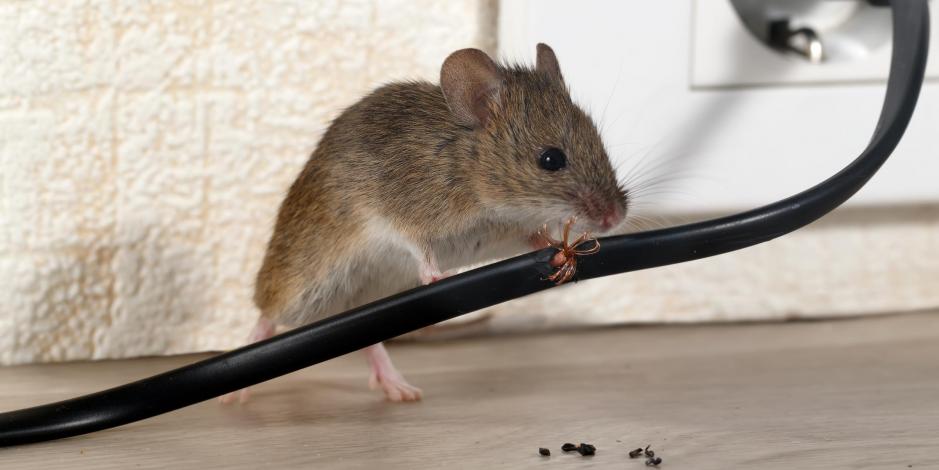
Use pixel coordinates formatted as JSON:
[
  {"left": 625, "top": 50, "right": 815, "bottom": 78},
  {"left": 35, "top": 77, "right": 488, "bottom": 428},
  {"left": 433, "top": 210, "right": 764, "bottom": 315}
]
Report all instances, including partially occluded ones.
[{"left": 692, "top": 0, "right": 939, "bottom": 88}]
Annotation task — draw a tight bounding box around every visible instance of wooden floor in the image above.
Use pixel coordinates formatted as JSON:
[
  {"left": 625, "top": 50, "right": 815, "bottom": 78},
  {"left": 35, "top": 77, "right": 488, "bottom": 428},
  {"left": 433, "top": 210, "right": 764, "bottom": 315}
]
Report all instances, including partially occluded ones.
[{"left": 2, "top": 313, "right": 938, "bottom": 469}]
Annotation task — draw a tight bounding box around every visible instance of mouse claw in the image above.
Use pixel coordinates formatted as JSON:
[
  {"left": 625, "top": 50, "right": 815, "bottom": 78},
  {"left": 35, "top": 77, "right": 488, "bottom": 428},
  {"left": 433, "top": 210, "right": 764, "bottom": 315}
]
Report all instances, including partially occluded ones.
[{"left": 370, "top": 372, "right": 423, "bottom": 402}]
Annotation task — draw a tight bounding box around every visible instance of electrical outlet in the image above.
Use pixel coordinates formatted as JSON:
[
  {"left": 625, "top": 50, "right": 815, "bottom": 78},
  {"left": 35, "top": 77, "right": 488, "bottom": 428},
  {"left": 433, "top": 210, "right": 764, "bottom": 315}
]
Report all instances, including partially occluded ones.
[{"left": 692, "top": 0, "right": 939, "bottom": 88}]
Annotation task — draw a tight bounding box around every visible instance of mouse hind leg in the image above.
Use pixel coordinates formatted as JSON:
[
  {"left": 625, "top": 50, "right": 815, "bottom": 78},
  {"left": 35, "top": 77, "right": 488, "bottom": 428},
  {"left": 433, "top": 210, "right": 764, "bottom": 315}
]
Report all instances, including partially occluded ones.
[{"left": 218, "top": 243, "right": 341, "bottom": 404}]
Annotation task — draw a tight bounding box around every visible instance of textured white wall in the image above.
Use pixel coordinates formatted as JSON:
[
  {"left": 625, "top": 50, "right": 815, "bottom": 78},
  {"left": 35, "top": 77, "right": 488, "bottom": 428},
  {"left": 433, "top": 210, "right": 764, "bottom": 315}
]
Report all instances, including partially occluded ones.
[
  {"left": 2, "top": 1, "right": 937, "bottom": 366},
  {"left": 0, "top": 0, "right": 496, "bottom": 364}
]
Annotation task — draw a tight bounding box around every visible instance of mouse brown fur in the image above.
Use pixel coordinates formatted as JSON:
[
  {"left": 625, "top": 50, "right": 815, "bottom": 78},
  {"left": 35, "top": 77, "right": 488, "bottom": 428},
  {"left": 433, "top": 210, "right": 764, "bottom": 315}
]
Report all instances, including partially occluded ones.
[{"left": 222, "top": 44, "right": 628, "bottom": 404}]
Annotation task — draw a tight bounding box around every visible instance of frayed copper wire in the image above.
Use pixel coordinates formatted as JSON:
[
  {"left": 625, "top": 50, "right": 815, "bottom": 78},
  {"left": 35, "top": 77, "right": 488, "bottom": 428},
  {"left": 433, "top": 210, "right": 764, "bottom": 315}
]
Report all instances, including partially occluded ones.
[{"left": 538, "top": 217, "right": 600, "bottom": 285}]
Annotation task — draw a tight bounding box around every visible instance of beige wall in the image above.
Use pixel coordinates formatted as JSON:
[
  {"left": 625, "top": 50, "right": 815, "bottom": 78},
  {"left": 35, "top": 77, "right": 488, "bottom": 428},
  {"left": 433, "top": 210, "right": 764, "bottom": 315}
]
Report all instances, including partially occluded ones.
[{"left": 0, "top": 0, "right": 497, "bottom": 364}]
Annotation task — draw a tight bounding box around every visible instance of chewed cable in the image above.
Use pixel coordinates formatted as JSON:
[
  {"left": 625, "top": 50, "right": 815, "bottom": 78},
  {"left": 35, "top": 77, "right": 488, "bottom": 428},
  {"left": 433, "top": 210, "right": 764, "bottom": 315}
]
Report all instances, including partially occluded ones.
[{"left": 0, "top": 0, "right": 929, "bottom": 447}]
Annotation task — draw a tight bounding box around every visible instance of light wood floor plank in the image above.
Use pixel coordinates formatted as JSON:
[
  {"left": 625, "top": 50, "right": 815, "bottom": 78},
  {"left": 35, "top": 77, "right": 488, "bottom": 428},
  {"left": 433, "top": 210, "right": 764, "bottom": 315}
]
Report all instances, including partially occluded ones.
[{"left": 2, "top": 312, "right": 938, "bottom": 469}]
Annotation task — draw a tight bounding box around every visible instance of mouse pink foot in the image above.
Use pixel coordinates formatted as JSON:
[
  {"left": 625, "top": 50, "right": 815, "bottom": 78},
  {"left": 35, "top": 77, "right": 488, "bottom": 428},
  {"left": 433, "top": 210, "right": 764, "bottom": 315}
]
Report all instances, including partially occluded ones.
[
  {"left": 414, "top": 249, "right": 458, "bottom": 285},
  {"left": 419, "top": 265, "right": 457, "bottom": 285},
  {"left": 424, "top": 269, "right": 457, "bottom": 284},
  {"left": 218, "top": 317, "right": 275, "bottom": 405},
  {"left": 369, "top": 370, "right": 423, "bottom": 402},
  {"left": 364, "top": 343, "right": 422, "bottom": 402},
  {"left": 418, "top": 262, "right": 444, "bottom": 285}
]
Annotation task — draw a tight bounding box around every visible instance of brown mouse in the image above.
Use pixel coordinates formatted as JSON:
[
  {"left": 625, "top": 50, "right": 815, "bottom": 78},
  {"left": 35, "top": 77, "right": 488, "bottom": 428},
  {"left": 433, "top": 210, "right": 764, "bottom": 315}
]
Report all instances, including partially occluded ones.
[{"left": 220, "top": 44, "right": 627, "bottom": 404}]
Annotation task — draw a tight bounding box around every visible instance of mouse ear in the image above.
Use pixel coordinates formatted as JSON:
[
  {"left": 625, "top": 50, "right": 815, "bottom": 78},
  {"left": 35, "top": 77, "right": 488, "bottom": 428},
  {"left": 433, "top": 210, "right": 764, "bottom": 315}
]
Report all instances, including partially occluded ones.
[
  {"left": 440, "top": 48, "right": 503, "bottom": 128},
  {"left": 536, "top": 43, "right": 564, "bottom": 84}
]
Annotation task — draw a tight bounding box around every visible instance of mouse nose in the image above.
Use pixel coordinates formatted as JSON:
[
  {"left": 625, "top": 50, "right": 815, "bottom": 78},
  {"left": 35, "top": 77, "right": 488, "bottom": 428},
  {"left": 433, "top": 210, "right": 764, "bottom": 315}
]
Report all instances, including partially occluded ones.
[{"left": 599, "top": 205, "right": 624, "bottom": 231}]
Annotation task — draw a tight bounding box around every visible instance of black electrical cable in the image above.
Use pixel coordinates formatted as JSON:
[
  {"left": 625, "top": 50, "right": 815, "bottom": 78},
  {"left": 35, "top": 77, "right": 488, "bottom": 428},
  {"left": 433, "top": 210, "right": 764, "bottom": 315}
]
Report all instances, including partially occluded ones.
[{"left": 0, "top": 1, "right": 929, "bottom": 447}]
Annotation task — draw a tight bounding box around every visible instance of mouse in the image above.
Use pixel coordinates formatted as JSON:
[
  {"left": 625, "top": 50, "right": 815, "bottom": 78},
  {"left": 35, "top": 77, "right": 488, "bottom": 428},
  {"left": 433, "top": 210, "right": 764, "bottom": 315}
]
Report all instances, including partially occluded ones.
[{"left": 220, "top": 43, "right": 628, "bottom": 404}]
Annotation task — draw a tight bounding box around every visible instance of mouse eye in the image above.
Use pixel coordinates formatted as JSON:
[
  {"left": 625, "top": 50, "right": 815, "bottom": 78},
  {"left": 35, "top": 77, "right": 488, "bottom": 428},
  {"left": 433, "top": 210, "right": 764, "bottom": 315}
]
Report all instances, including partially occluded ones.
[{"left": 538, "top": 147, "right": 567, "bottom": 172}]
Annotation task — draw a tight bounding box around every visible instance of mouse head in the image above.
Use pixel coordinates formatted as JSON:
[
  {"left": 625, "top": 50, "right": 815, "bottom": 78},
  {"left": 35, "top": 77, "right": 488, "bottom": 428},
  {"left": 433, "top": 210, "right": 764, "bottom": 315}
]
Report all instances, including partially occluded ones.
[{"left": 441, "top": 44, "right": 627, "bottom": 234}]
